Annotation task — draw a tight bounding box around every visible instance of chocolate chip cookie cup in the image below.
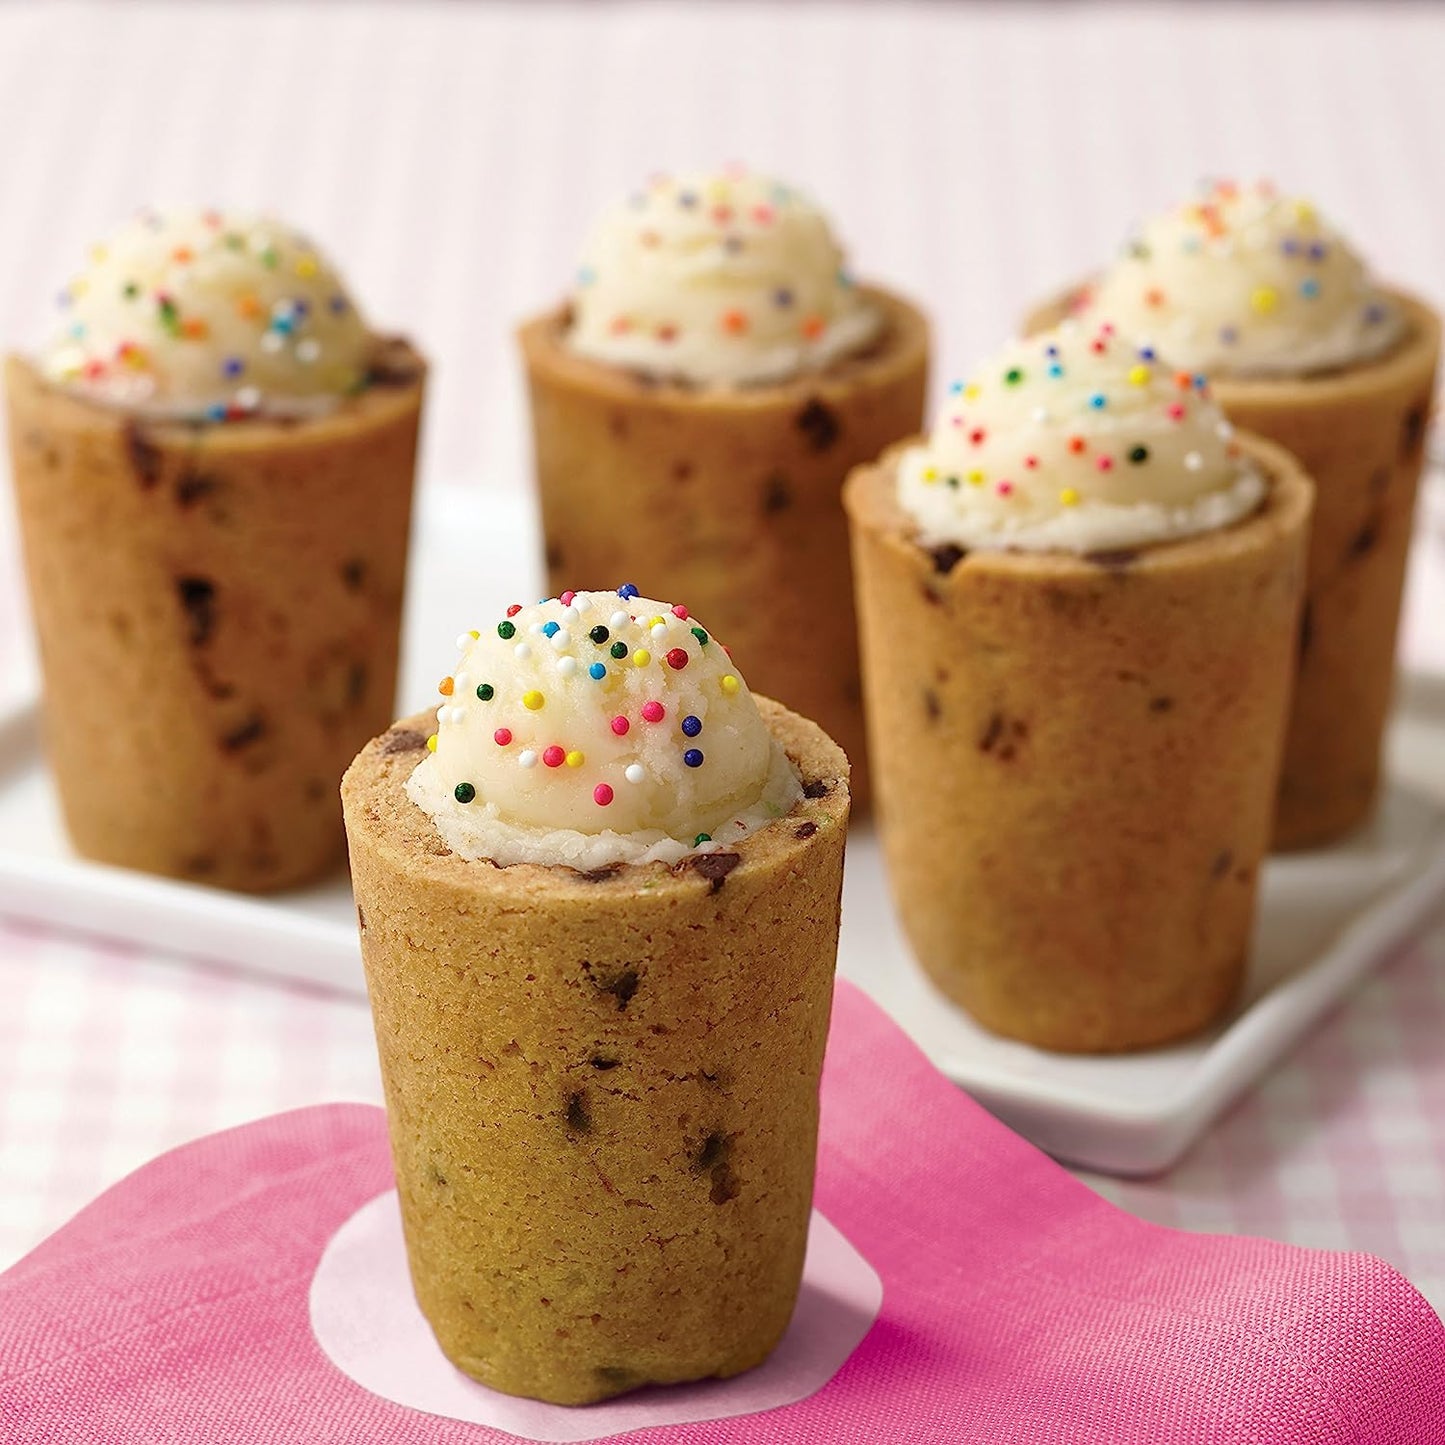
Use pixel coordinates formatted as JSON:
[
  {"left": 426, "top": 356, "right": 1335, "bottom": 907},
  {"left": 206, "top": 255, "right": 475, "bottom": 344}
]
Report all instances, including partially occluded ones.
[
  {"left": 341, "top": 591, "right": 848, "bottom": 1404},
  {"left": 1028, "top": 183, "right": 1440, "bottom": 848},
  {"left": 518, "top": 170, "right": 928, "bottom": 805},
  {"left": 5, "top": 210, "right": 425, "bottom": 891},
  {"left": 846, "top": 325, "right": 1312, "bottom": 1053}
]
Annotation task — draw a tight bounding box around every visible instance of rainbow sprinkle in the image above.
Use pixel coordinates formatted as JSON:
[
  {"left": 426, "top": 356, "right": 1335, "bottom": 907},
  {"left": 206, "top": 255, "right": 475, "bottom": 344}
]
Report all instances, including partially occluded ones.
[{"left": 435, "top": 586, "right": 748, "bottom": 813}]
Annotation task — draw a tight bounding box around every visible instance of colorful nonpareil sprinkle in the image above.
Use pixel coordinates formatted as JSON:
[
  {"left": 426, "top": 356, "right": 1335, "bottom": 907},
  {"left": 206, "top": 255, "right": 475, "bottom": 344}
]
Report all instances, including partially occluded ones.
[
  {"left": 424, "top": 591, "right": 763, "bottom": 832},
  {"left": 42, "top": 207, "right": 374, "bottom": 420},
  {"left": 1083, "top": 180, "right": 1403, "bottom": 377},
  {"left": 896, "top": 318, "right": 1265, "bottom": 553},
  {"left": 564, "top": 168, "right": 882, "bottom": 386},
  {"left": 911, "top": 323, "right": 1225, "bottom": 515}
]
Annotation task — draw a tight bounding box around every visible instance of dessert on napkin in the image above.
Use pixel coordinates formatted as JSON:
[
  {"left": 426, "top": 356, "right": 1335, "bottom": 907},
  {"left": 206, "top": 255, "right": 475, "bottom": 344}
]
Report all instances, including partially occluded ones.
[
  {"left": 846, "top": 320, "right": 1313, "bottom": 1051},
  {"left": 342, "top": 588, "right": 849, "bottom": 1403},
  {"left": 518, "top": 168, "right": 929, "bottom": 804},
  {"left": 6, "top": 207, "right": 425, "bottom": 890},
  {"left": 4, "top": 985, "right": 1442, "bottom": 1442},
  {"left": 1029, "top": 181, "right": 1440, "bottom": 848}
]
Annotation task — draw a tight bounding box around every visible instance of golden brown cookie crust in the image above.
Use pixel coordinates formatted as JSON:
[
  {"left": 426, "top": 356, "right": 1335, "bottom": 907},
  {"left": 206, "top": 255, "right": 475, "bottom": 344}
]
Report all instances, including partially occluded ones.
[
  {"left": 6, "top": 343, "right": 424, "bottom": 891},
  {"left": 846, "top": 436, "right": 1312, "bottom": 1052},
  {"left": 341, "top": 696, "right": 850, "bottom": 1404}
]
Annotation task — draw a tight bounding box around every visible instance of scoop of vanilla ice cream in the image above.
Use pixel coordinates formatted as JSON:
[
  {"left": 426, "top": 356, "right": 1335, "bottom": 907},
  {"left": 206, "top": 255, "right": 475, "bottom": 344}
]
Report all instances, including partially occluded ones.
[
  {"left": 405, "top": 587, "right": 801, "bottom": 868},
  {"left": 1083, "top": 181, "right": 1404, "bottom": 378},
  {"left": 564, "top": 169, "right": 881, "bottom": 386},
  {"left": 41, "top": 208, "right": 371, "bottom": 418},
  {"left": 896, "top": 320, "right": 1264, "bottom": 553}
]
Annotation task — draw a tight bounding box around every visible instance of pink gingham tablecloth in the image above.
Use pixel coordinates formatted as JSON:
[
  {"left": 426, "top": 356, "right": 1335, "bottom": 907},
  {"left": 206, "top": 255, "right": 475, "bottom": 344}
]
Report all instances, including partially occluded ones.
[{"left": 6, "top": 990, "right": 1445, "bottom": 1444}]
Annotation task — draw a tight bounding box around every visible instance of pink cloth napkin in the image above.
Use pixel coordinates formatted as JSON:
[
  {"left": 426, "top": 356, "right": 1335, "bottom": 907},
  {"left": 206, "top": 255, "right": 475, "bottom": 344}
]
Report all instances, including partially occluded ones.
[{"left": 2, "top": 979, "right": 1443, "bottom": 1444}]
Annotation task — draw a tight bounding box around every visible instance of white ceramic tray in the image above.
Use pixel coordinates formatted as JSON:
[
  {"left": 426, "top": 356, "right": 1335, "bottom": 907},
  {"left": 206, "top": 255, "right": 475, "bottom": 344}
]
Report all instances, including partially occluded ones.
[{"left": 2, "top": 484, "right": 1444, "bottom": 1177}]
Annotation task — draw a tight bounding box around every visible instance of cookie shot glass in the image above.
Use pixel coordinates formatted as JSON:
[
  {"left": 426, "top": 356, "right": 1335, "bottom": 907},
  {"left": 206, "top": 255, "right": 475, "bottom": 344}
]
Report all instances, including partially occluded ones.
[
  {"left": 519, "top": 169, "right": 927, "bottom": 804},
  {"left": 6, "top": 208, "right": 425, "bottom": 890},
  {"left": 342, "top": 588, "right": 849, "bottom": 1403}
]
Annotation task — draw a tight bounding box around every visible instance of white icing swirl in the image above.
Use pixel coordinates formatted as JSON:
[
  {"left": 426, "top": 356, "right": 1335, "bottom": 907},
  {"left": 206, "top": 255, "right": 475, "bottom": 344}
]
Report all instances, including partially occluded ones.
[
  {"left": 565, "top": 169, "right": 881, "bottom": 386},
  {"left": 41, "top": 208, "right": 371, "bottom": 419},
  {"left": 405, "top": 588, "right": 801, "bottom": 868},
  {"left": 897, "top": 321, "right": 1264, "bottom": 553},
  {"left": 1083, "top": 181, "right": 1405, "bottom": 378}
]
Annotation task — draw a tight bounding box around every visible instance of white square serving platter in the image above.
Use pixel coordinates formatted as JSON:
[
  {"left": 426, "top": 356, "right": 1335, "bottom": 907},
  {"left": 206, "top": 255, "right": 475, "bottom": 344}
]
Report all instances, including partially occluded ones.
[{"left": 2, "top": 483, "right": 1444, "bottom": 1178}]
